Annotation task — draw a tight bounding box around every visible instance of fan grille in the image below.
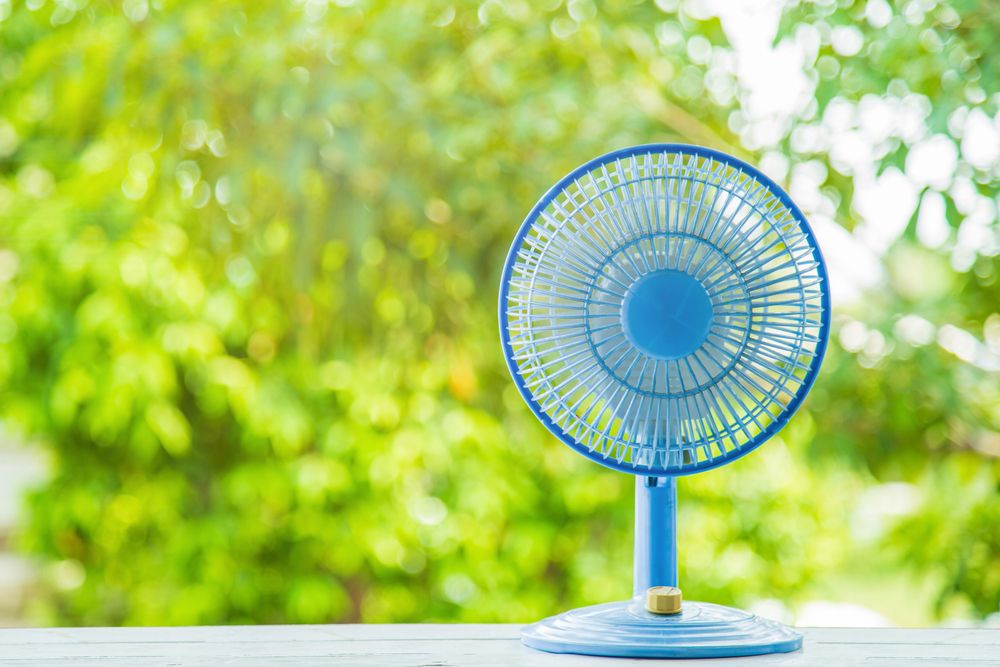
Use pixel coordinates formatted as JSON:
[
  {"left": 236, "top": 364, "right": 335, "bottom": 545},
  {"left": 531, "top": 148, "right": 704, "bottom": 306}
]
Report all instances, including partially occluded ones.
[{"left": 500, "top": 145, "right": 829, "bottom": 475}]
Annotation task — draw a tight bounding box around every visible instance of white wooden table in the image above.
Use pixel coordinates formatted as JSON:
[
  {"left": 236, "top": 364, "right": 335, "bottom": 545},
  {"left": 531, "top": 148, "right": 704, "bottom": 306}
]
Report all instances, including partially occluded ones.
[{"left": 0, "top": 624, "right": 996, "bottom": 666}]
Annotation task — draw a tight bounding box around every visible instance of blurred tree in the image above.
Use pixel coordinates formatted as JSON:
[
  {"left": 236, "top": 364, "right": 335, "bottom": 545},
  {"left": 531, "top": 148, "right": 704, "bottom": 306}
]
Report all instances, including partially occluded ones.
[{"left": 0, "top": 0, "right": 995, "bottom": 626}]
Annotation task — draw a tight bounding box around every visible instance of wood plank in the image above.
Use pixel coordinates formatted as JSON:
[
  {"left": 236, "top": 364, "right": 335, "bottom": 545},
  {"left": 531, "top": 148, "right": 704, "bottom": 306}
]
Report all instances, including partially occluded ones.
[
  {"left": 0, "top": 626, "right": 994, "bottom": 667},
  {"left": 0, "top": 625, "right": 994, "bottom": 646},
  {"left": 0, "top": 624, "right": 523, "bottom": 645},
  {"left": 801, "top": 627, "right": 1000, "bottom": 646}
]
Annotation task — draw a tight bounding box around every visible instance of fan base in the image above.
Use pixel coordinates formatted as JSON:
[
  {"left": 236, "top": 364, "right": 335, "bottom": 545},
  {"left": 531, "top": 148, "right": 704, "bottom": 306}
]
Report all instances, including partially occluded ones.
[{"left": 521, "top": 598, "right": 802, "bottom": 658}]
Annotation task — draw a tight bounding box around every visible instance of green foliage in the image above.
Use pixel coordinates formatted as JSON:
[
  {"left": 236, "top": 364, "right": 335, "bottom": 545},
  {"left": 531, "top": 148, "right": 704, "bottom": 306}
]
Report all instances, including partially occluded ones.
[{"left": 0, "top": 0, "right": 997, "bottom": 626}]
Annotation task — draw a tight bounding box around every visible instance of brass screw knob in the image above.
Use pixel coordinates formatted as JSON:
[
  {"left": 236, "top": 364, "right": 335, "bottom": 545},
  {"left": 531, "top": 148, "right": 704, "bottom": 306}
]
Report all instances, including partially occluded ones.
[{"left": 645, "top": 586, "right": 682, "bottom": 615}]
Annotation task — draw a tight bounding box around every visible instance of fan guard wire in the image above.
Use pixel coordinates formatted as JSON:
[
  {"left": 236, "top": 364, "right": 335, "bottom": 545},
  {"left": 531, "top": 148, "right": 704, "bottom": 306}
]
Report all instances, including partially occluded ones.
[{"left": 499, "top": 144, "right": 830, "bottom": 476}]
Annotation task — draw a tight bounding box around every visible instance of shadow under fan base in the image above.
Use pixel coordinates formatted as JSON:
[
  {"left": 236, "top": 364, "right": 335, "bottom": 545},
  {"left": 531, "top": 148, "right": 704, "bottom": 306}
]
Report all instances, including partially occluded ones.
[{"left": 521, "top": 599, "right": 803, "bottom": 659}]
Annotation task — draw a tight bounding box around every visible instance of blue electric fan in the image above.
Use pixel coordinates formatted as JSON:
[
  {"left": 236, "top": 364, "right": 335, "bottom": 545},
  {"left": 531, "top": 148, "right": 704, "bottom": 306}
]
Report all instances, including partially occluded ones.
[{"left": 499, "top": 144, "right": 830, "bottom": 658}]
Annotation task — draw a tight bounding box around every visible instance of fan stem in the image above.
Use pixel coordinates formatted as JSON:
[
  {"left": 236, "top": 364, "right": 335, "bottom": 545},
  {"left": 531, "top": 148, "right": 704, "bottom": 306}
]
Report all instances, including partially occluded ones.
[{"left": 632, "top": 475, "right": 678, "bottom": 598}]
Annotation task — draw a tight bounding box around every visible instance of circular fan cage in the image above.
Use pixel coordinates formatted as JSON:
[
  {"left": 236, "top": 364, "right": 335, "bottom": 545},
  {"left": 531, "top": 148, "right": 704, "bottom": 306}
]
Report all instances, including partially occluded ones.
[{"left": 499, "top": 145, "right": 831, "bottom": 476}]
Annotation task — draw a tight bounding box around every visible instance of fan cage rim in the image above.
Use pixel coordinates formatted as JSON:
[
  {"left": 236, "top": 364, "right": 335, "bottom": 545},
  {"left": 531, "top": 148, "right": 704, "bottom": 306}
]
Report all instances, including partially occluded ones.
[{"left": 498, "top": 143, "right": 832, "bottom": 477}]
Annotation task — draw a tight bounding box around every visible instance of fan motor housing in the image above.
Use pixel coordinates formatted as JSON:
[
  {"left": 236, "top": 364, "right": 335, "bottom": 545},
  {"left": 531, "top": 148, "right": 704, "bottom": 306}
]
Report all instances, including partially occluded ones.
[{"left": 621, "top": 269, "right": 715, "bottom": 361}]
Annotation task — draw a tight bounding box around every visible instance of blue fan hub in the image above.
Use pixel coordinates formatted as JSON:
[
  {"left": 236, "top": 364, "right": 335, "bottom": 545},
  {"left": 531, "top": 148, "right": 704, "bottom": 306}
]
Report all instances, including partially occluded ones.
[{"left": 620, "top": 270, "right": 714, "bottom": 361}]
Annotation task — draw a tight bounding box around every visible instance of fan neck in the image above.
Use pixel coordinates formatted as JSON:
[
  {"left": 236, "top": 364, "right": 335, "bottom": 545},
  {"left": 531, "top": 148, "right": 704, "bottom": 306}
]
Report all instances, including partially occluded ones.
[{"left": 634, "top": 475, "right": 678, "bottom": 597}]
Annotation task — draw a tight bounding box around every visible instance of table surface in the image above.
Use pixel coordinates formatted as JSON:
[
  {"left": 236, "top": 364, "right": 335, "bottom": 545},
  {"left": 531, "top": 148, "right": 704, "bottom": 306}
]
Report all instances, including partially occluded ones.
[{"left": 0, "top": 624, "right": 997, "bottom": 666}]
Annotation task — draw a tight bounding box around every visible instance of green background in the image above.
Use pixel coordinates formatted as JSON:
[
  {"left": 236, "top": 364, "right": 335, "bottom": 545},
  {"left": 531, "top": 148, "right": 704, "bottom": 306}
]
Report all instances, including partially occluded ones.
[{"left": 0, "top": 0, "right": 997, "bottom": 626}]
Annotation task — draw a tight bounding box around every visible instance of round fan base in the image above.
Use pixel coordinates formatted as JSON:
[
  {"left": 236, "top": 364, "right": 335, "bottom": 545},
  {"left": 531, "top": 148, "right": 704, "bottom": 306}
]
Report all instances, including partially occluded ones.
[{"left": 521, "top": 598, "right": 802, "bottom": 659}]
